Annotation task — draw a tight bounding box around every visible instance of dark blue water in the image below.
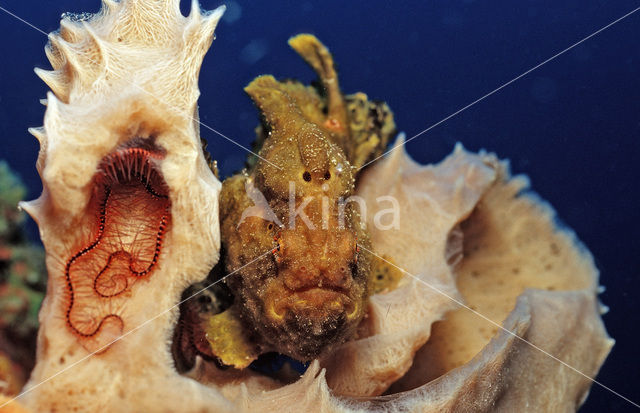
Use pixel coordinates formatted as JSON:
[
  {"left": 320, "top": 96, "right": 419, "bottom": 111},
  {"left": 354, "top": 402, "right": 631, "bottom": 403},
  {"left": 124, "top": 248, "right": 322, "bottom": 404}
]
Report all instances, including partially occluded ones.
[{"left": 0, "top": 1, "right": 639, "bottom": 411}]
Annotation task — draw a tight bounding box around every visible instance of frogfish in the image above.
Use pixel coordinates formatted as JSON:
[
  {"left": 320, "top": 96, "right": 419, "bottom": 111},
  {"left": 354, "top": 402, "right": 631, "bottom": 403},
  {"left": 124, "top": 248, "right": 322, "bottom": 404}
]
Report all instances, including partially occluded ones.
[{"left": 177, "top": 34, "right": 396, "bottom": 366}]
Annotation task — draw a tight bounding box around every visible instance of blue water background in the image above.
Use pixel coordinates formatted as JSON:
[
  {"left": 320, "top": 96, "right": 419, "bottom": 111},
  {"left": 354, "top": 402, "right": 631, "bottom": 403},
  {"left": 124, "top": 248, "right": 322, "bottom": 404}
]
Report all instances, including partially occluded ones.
[{"left": 0, "top": 1, "right": 639, "bottom": 411}]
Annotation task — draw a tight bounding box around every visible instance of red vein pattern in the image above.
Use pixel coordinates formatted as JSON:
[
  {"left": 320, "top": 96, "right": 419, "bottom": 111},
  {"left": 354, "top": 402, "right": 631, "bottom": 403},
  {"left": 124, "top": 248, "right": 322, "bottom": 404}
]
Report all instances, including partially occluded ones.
[{"left": 63, "top": 142, "right": 171, "bottom": 352}]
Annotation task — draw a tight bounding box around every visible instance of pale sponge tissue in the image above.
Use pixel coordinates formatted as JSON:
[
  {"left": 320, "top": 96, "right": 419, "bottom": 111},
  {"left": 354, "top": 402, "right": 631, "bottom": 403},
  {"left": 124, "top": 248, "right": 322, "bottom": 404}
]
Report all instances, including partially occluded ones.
[{"left": 19, "top": 0, "right": 230, "bottom": 411}]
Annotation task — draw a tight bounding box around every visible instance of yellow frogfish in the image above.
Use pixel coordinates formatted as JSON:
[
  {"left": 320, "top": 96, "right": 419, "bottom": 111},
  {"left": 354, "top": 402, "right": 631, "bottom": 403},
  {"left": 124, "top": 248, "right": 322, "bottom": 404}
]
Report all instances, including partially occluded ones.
[{"left": 177, "top": 34, "right": 396, "bottom": 366}]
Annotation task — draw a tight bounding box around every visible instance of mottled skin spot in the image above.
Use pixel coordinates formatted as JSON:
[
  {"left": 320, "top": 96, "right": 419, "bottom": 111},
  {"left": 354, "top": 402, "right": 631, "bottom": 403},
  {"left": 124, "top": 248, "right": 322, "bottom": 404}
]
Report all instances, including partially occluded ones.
[{"left": 218, "top": 35, "right": 396, "bottom": 362}]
